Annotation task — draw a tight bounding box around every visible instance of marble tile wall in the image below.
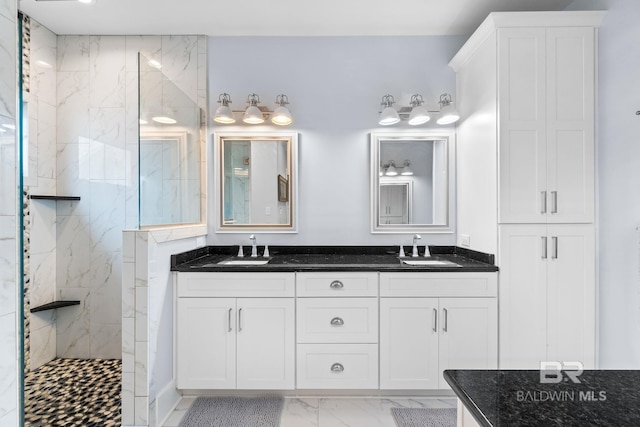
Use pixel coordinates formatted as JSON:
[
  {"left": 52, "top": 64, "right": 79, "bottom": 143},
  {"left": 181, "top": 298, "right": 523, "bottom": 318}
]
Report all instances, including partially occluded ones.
[
  {"left": 0, "top": 0, "right": 18, "bottom": 426},
  {"left": 26, "top": 17, "right": 58, "bottom": 371},
  {"left": 122, "top": 227, "right": 204, "bottom": 427},
  {"left": 55, "top": 35, "right": 207, "bottom": 361}
]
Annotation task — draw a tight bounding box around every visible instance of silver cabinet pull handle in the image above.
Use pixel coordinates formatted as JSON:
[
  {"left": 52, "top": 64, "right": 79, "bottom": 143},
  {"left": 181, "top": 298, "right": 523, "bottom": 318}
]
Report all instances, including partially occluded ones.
[
  {"left": 331, "top": 363, "right": 344, "bottom": 373},
  {"left": 443, "top": 308, "right": 448, "bottom": 332},
  {"left": 551, "top": 191, "right": 558, "bottom": 214},
  {"left": 433, "top": 308, "right": 437, "bottom": 332},
  {"left": 552, "top": 236, "right": 558, "bottom": 259},
  {"left": 541, "top": 236, "right": 548, "bottom": 259},
  {"left": 330, "top": 317, "right": 344, "bottom": 326},
  {"left": 330, "top": 280, "right": 344, "bottom": 289},
  {"left": 228, "top": 308, "right": 232, "bottom": 332},
  {"left": 541, "top": 191, "right": 547, "bottom": 214},
  {"left": 238, "top": 308, "right": 243, "bottom": 332}
]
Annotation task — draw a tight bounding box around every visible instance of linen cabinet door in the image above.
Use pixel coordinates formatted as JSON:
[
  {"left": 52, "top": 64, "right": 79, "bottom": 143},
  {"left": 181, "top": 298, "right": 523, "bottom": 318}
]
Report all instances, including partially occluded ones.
[
  {"left": 545, "top": 27, "right": 595, "bottom": 224},
  {"left": 236, "top": 298, "right": 295, "bottom": 389},
  {"left": 546, "top": 224, "right": 595, "bottom": 368},
  {"left": 380, "top": 298, "right": 439, "bottom": 389},
  {"left": 437, "top": 298, "right": 497, "bottom": 389},
  {"left": 176, "top": 298, "right": 236, "bottom": 389},
  {"left": 498, "top": 27, "right": 548, "bottom": 223},
  {"left": 498, "top": 224, "right": 548, "bottom": 369}
]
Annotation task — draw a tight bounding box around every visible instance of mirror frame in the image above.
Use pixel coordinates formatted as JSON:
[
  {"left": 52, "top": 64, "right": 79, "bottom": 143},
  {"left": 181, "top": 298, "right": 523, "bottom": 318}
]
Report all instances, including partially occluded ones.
[
  {"left": 214, "top": 131, "right": 298, "bottom": 233},
  {"left": 370, "top": 130, "right": 455, "bottom": 234}
]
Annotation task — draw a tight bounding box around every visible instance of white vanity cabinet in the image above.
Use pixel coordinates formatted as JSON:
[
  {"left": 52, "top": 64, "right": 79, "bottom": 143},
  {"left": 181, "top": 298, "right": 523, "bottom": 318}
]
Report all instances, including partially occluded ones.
[
  {"left": 295, "top": 272, "right": 379, "bottom": 389},
  {"left": 379, "top": 273, "right": 497, "bottom": 390},
  {"left": 175, "top": 273, "right": 295, "bottom": 390}
]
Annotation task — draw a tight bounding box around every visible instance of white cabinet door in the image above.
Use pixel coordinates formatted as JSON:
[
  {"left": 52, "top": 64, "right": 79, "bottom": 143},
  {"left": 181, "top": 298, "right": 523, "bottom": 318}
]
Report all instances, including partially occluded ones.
[
  {"left": 545, "top": 28, "right": 595, "bottom": 224},
  {"left": 498, "top": 225, "right": 548, "bottom": 368},
  {"left": 236, "top": 298, "right": 295, "bottom": 389},
  {"left": 380, "top": 298, "right": 439, "bottom": 389},
  {"left": 498, "top": 27, "right": 595, "bottom": 224},
  {"left": 498, "top": 27, "right": 547, "bottom": 223},
  {"left": 438, "top": 298, "right": 497, "bottom": 389},
  {"left": 546, "top": 224, "right": 595, "bottom": 368},
  {"left": 499, "top": 224, "right": 595, "bottom": 369},
  {"left": 176, "top": 298, "right": 236, "bottom": 389}
]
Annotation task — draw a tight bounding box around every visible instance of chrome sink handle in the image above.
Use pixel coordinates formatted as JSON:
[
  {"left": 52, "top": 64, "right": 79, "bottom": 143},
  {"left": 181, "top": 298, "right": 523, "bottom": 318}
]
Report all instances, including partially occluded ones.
[
  {"left": 249, "top": 234, "right": 258, "bottom": 257},
  {"left": 412, "top": 234, "right": 422, "bottom": 257}
]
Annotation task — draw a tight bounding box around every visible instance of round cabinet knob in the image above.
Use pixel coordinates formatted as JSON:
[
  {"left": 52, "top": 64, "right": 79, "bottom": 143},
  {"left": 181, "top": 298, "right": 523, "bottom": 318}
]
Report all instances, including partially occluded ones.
[
  {"left": 330, "top": 317, "right": 344, "bottom": 326},
  {"left": 331, "top": 363, "right": 344, "bottom": 373},
  {"left": 330, "top": 280, "right": 344, "bottom": 289}
]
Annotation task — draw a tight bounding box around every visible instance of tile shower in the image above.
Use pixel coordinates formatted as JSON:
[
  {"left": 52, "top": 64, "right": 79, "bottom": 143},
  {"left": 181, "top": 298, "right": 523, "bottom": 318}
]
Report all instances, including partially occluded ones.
[{"left": 19, "top": 12, "right": 207, "bottom": 426}]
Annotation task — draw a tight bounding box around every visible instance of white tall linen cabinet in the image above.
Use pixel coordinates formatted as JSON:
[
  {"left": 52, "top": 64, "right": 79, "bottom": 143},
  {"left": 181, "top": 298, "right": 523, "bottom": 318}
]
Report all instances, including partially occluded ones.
[{"left": 450, "top": 11, "right": 604, "bottom": 369}]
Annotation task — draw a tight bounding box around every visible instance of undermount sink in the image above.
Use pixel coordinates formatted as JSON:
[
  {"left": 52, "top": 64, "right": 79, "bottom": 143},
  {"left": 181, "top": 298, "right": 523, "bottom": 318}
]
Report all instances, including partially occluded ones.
[
  {"left": 217, "top": 259, "right": 270, "bottom": 266},
  {"left": 401, "top": 259, "right": 462, "bottom": 267}
]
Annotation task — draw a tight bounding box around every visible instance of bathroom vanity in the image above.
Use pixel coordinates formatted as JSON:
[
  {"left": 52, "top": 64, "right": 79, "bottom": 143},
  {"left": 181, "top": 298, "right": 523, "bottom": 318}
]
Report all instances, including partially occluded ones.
[{"left": 171, "top": 246, "right": 498, "bottom": 392}]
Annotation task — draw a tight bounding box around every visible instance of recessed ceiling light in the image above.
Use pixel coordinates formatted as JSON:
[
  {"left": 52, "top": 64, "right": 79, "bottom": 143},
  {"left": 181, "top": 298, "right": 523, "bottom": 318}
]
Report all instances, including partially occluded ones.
[{"left": 77, "top": 0, "right": 94, "bottom": 4}]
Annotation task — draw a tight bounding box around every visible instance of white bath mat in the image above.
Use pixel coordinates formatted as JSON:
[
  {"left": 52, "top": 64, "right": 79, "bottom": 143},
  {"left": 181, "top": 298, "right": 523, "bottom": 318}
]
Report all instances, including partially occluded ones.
[
  {"left": 391, "top": 407, "right": 457, "bottom": 427},
  {"left": 178, "top": 396, "right": 284, "bottom": 427}
]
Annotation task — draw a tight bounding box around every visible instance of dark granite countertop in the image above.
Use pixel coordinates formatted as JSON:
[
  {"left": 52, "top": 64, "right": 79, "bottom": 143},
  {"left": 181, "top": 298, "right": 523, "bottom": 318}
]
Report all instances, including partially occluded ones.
[
  {"left": 444, "top": 370, "right": 640, "bottom": 426},
  {"left": 170, "top": 246, "right": 498, "bottom": 272}
]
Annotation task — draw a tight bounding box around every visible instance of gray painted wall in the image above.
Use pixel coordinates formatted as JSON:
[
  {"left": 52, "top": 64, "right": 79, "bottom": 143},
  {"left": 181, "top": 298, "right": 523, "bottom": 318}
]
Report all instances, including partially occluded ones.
[{"left": 207, "top": 36, "right": 466, "bottom": 247}]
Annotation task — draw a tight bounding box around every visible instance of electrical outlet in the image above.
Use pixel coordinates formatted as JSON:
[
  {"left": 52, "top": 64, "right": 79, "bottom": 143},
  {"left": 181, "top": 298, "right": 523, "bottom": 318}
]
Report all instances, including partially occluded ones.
[
  {"left": 196, "top": 236, "right": 206, "bottom": 248},
  {"left": 460, "top": 234, "right": 471, "bottom": 248}
]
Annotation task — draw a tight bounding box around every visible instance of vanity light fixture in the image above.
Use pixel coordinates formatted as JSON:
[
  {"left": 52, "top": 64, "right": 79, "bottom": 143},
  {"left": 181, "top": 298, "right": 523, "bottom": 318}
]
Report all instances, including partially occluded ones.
[
  {"left": 436, "top": 93, "right": 460, "bottom": 125},
  {"left": 384, "top": 161, "right": 399, "bottom": 176},
  {"left": 408, "top": 94, "right": 431, "bottom": 125},
  {"left": 378, "top": 95, "right": 401, "bottom": 126},
  {"left": 243, "top": 93, "right": 265, "bottom": 124},
  {"left": 400, "top": 160, "right": 414, "bottom": 176},
  {"left": 213, "top": 93, "right": 236, "bottom": 124},
  {"left": 271, "top": 94, "right": 293, "bottom": 126},
  {"left": 213, "top": 93, "right": 294, "bottom": 126},
  {"left": 381, "top": 160, "right": 413, "bottom": 176},
  {"left": 377, "top": 93, "right": 459, "bottom": 126}
]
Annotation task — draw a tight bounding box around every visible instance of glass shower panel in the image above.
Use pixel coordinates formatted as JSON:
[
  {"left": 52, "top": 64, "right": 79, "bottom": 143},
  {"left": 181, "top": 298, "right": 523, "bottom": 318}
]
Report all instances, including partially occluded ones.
[{"left": 138, "top": 53, "right": 204, "bottom": 227}]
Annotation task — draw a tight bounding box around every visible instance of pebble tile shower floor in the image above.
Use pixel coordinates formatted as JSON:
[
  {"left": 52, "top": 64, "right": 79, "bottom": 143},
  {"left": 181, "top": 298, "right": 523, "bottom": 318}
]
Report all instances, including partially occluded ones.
[{"left": 24, "top": 358, "right": 121, "bottom": 427}]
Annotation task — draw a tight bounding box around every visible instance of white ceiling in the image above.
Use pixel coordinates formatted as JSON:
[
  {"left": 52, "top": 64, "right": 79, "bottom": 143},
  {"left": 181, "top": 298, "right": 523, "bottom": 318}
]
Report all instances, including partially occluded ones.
[{"left": 19, "top": 0, "right": 574, "bottom": 36}]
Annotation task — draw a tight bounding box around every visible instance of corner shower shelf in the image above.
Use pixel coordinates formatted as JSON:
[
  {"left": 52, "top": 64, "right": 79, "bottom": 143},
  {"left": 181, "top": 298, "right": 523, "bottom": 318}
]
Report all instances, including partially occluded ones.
[
  {"left": 29, "top": 195, "right": 81, "bottom": 201},
  {"left": 30, "top": 300, "right": 80, "bottom": 313}
]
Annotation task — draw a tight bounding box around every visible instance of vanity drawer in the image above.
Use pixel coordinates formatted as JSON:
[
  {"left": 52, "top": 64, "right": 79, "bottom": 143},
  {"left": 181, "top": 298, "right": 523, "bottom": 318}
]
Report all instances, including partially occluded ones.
[
  {"left": 296, "top": 272, "right": 378, "bottom": 297},
  {"left": 380, "top": 272, "right": 497, "bottom": 297},
  {"left": 177, "top": 272, "right": 295, "bottom": 297},
  {"left": 296, "top": 344, "right": 378, "bottom": 389},
  {"left": 296, "top": 298, "right": 378, "bottom": 343}
]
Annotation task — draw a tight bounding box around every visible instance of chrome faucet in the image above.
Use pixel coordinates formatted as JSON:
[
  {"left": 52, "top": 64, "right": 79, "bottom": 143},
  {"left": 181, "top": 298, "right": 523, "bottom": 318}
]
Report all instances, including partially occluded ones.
[
  {"left": 249, "top": 234, "right": 258, "bottom": 257},
  {"left": 412, "top": 234, "right": 422, "bottom": 257}
]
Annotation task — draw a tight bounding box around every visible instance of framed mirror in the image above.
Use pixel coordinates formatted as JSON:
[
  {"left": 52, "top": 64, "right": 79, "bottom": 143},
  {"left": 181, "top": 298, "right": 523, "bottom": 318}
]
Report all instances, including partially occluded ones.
[
  {"left": 370, "top": 131, "right": 455, "bottom": 233},
  {"left": 214, "top": 131, "right": 298, "bottom": 232}
]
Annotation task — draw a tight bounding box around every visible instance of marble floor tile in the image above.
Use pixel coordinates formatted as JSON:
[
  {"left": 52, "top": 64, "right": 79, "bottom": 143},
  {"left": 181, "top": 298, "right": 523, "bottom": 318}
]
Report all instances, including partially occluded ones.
[
  {"left": 280, "top": 398, "right": 319, "bottom": 427},
  {"left": 163, "top": 396, "right": 456, "bottom": 427}
]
